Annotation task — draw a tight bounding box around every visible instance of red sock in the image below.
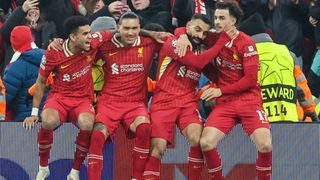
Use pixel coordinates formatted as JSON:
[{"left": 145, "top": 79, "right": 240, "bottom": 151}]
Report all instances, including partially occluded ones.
[
  {"left": 143, "top": 156, "right": 160, "bottom": 180},
  {"left": 37, "top": 128, "right": 53, "bottom": 167},
  {"left": 203, "top": 148, "right": 223, "bottom": 180},
  {"left": 132, "top": 123, "right": 151, "bottom": 179},
  {"left": 188, "top": 146, "right": 204, "bottom": 180},
  {"left": 73, "top": 130, "right": 91, "bottom": 170},
  {"left": 88, "top": 130, "right": 105, "bottom": 180},
  {"left": 256, "top": 151, "right": 272, "bottom": 180}
]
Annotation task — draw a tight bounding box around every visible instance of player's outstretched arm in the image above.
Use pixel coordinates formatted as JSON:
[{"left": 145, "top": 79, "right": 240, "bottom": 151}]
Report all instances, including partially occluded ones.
[
  {"left": 140, "top": 29, "right": 173, "bottom": 43},
  {"left": 23, "top": 74, "right": 47, "bottom": 130}
]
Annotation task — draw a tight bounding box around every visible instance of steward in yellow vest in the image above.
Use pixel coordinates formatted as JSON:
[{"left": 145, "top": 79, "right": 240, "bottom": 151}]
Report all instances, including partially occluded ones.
[{"left": 240, "top": 13, "right": 319, "bottom": 122}]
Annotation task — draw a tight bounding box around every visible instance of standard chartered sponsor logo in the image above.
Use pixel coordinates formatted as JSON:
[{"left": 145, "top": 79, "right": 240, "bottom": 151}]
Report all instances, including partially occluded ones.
[
  {"left": 215, "top": 56, "right": 242, "bottom": 70},
  {"left": 177, "top": 66, "right": 186, "bottom": 77},
  {"left": 177, "top": 66, "right": 200, "bottom": 80},
  {"left": 111, "top": 63, "right": 119, "bottom": 74},
  {"left": 186, "top": 70, "right": 200, "bottom": 81},
  {"left": 62, "top": 65, "right": 91, "bottom": 81},
  {"left": 120, "top": 64, "right": 144, "bottom": 72},
  {"left": 111, "top": 63, "right": 144, "bottom": 74}
]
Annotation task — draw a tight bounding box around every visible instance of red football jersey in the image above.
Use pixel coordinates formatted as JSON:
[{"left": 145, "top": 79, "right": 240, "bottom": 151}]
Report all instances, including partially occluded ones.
[
  {"left": 39, "top": 31, "right": 113, "bottom": 100},
  {"left": 98, "top": 35, "right": 161, "bottom": 103},
  {"left": 210, "top": 31, "right": 262, "bottom": 103},
  {"left": 175, "top": 28, "right": 262, "bottom": 103},
  {"left": 151, "top": 36, "right": 203, "bottom": 111}
]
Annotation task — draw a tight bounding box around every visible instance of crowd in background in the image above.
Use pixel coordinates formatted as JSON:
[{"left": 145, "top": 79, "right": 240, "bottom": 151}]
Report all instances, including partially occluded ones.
[{"left": 0, "top": 0, "right": 319, "bottom": 122}]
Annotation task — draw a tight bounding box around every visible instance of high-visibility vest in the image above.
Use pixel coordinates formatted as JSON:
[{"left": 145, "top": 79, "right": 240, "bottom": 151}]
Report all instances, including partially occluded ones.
[
  {"left": 257, "top": 42, "right": 298, "bottom": 122},
  {"left": 0, "top": 77, "right": 5, "bottom": 120}
]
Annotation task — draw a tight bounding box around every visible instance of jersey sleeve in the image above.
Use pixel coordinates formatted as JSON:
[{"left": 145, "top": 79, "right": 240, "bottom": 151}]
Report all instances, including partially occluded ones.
[
  {"left": 91, "top": 30, "right": 113, "bottom": 49},
  {"left": 39, "top": 50, "right": 57, "bottom": 78}
]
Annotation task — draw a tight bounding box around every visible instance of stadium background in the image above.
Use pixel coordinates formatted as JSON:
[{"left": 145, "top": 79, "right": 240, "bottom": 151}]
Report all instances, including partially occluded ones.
[{"left": 0, "top": 122, "right": 319, "bottom": 180}]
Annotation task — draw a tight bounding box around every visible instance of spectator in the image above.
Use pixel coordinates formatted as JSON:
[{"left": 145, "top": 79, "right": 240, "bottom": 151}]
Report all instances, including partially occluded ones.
[
  {"left": 3, "top": 25, "right": 48, "bottom": 121},
  {"left": 82, "top": 0, "right": 106, "bottom": 17},
  {"left": 307, "top": 0, "right": 320, "bottom": 97},
  {"left": 37, "top": 0, "right": 79, "bottom": 38},
  {"left": 1, "top": 0, "right": 57, "bottom": 73},
  {"left": 172, "top": 0, "right": 217, "bottom": 27},
  {"left": 89, "top": 1, "right": 130, "bottom": 23},
  {"left": 256, "top": 0, "right": 310, "bottom": 69}
]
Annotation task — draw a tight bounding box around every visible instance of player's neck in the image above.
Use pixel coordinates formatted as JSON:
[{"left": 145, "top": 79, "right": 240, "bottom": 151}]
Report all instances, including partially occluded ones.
[{"left": 67, "top": 40, "right": 82, "bottom": 55}]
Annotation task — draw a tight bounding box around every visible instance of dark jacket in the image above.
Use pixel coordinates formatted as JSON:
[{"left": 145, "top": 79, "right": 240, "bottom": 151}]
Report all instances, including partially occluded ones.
[
  {"left": 309, "top": 1, "right": 320, "bottom": 47},
  {"left": 257, "top": 1, "right": 309, "bottom": 57},
  {"left": 3, "top": 48, "right": 49, "bottom": 121},
  {"left": 1, "top": 6, "right": 57, "bottom": 73}
]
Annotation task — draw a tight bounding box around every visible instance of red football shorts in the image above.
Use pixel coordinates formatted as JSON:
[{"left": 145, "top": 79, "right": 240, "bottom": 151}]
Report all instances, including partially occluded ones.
[
  {"left": 43, "top": 93, "right": 95, "bottom": 124},
  {"left": 95, "top": 101, "right": 149, "bottom": 140},
  {"left": 205, "top": 98, "right": 270, "bottom": 136},
  {"left": 150, "top": 105, "right": 202, "bottom": 144}
]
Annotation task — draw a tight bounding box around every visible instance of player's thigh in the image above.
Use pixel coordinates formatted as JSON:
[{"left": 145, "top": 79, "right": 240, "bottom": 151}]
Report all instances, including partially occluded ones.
[
  {"left": 95, "top": 102, "right": 122, "bottom": 140},
  {"left": 121, "top": 102, "right": 150, "bottom": 135},
  {"left": 70, "top": 101, "right": 95, "bottom": 130},
  {"left": 205, "top": 102, "right": 237, "bottom": 135},
  {"left": 238, "top": 100, "right": 270, "bottom": 136},
  {"left": 150, "top": 108, "right": 179, "bottom": 144},
  {"left": 179, "top": 107, "right": 203, "bottom": 146}
]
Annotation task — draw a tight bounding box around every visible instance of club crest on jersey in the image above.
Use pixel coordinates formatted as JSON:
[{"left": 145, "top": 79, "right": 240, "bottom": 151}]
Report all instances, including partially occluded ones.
[{"left": 138, "top": 47, "right": 143, "bottom": 58}]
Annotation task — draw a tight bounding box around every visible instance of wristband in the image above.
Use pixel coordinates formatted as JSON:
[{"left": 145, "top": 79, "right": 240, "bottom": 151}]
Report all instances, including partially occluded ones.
[{"left": 31, "top": 107, "right": 39, "bottom": 116}]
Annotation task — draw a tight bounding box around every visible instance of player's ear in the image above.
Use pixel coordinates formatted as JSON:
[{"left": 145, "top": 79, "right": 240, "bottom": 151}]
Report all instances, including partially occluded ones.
[{"left": 70, "top": 33, "right": 76, "bottom": 42}]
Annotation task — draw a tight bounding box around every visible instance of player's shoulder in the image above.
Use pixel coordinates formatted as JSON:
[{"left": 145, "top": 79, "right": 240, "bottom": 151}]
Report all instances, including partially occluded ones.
[
  {"left": 44, "top": 49, "right": 64, "bottom": 62},
  {"left": 238, "top": 31, "right": 255, "bottom": 44}
]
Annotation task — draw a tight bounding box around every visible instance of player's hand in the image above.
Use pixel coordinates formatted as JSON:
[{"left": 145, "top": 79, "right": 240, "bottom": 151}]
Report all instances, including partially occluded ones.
[
  {"left": 196, "top": 84, "right": 210, "bottom": 97},
  {"left": 200, "top": 87, "right": 222, "bottom": 101},
  {"left": 23, "top": 116, "right": 39, "bottom": 130},
  {"left": 176, "top": 34, "right": 192, "bottom": 57},
  {"left": 22, "top": 0, "right": 39, "bottom": 13},
  {"left": 152, "top": 31, "right": 173, "bottom": 44},
  {"left": 48, "top": 38, "right": 63, "bottom": 51}
]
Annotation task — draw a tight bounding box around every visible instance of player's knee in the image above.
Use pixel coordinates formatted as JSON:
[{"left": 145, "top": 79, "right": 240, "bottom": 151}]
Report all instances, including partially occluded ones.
[
  {"left": 187, "top": 133, "right": 201, "bottom": 147},
  {"left": 256, "top": 139, "right": 272, "bottom": 153},
  {"left": 200, "top": 136, "right": 216, "bottom": 151},
  {"left": 93, "top": 123, "right": 109, "bottom": 137},
  {"left": 77, "top": 114, "right": 95, "bottom": 131},
  {"left": 41, "top": 115, "right": 59, "bottom": 129}
]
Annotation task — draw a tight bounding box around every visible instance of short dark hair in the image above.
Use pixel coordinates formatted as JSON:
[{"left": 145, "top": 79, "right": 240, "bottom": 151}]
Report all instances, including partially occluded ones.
[
  {"left": 191, "top": 14, "right": 212, "bottom": 26},
  {"left": 118, "top": 12, "right": 140, "bottom": 25},
  {"left": 216, "top": 1, "right": 244, "bottom": 26},
  {"left": 143, "top": 23, "right": 165, "bottom": 32},
  {"left": 64, "top": 16, "right": 90, "bottom": 37}
]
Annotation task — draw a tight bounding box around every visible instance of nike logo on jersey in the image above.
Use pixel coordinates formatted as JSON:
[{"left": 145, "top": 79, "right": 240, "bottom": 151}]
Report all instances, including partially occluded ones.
[
  {"left": 109, "top": 52, "right": 118, "bottom": 56},
  {"left": 61, "top": 64, "right": 71, "bottom": 69}
]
